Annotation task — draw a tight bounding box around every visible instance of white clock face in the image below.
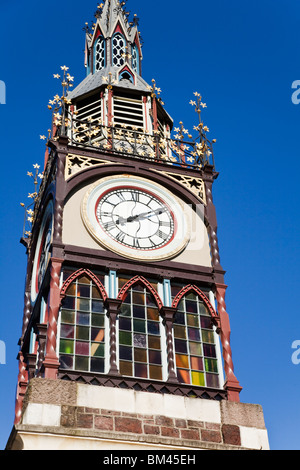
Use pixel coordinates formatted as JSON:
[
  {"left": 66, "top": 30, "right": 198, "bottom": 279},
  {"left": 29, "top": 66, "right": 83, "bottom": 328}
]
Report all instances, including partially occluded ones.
[
  {"left": 81, "top": 175, "right": 190, "bottom": 261},
  {"left": 31, "top": 200, "right": 53, "bottom": 303}
]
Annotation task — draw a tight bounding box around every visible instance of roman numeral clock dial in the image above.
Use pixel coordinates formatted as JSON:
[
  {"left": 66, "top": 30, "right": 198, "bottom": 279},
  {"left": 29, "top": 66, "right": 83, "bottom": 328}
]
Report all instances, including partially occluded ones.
[{"left": 81, "top": 175, "right": 190, "bottom": 261}]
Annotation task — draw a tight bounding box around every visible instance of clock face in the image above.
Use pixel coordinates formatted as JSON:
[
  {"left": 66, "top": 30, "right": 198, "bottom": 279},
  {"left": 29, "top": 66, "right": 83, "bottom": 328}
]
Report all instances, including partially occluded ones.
[
  {"left": 81, "top": 175, "right": 190, "bottom": 261},
  {"left": 31, "top": 200, "right": 54, "bottom": 303}
]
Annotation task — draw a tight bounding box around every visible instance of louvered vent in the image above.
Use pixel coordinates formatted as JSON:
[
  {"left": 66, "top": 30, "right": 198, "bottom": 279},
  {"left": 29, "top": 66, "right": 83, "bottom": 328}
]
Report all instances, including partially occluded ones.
[
  {"left": 113, "top": 93, "right": 144, "bottom": 130},
  {"left": 76, "top": 93, "right": 102, "bottom": 123}
]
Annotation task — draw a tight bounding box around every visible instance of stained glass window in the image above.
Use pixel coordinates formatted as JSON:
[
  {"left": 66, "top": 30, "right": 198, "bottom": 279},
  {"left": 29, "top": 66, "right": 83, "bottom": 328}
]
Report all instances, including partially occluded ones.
[
  {"left": 59, "top": 275, "right": 106, "bottom": 373},
  {"left": 118, "top": 283, "right": 163, "bottom": 381},
  {"left": 173, "top": 291, "right": 220, "bottom": 388}
]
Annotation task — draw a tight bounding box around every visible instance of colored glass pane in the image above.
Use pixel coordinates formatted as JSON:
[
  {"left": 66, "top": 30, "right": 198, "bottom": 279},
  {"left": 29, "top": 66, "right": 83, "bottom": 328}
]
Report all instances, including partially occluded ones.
[
  {"left": 76, "top": 326, "right": 89, "bottom": 341},
  {"left": 147, "top": 308, "right": 159, "bottom": 321},
  {"left": 187, "top": 314, "right": 199, "bottom": 327},
  {"left": 133, "top": 319, "right": 146, "bottom": 333},
  {"left": 92, "top": 300, "right": 104, "bottom": 313},
  {"left": 119, "top": 360, "right": 132, "bottom": 376},
  {"left": 91, "top": 313, "right": 105, "bottom": 327},
  {"left": 149, "top": 350, "right": 162, "bottom": 365},
  {"left": 203, "top": 344, "right": 216, "bottom": 358},
  {"left": 91, "top": 358, "right": 104, "bottom": 373},
  {"left": 176, "top": 354, "right": 189, "bottom": 369},
  {"left": 134, "top": 348, "right": 147, "bottom": 363},
  {"left": 148, "top": 336, "right": 160, "bottom": 350},
  {"left": 119, "top": 331, "right": 132, "bottom": 346},
  {"left": 75, "top": 341, "right": 89, "bottom": 356},
  {"left": 61, "top": 324, "right": 75, "bottom": 339},
  {"left": 177, "top": 368, "right": 190, "bottom": 384},
  {"left": 149, "top": 365, "right": 162, "bottom": 381},
  {"left": 191, "top": 371, "right": 205, "bottom": 386},
  {"left": 60, "top": 355, "right": 73, "bottom": 370},
  {"left": 135, "top": 363, "right": 147, "bottom": 378},
  {"left": 60, "top": 339, "right": 74, "bottom": 355},
  {"left": 206, "top": 373, "right": 219, "bottom": 388},
  {"left": 75, "top": 356, "right": 89, "bottom": 371},
  {"left": 204, "top": 358, "right": 218, "bottom": 373},
  {"left": 91, "top": 343, "right": 104, "bottom": 358},
  {"left": 61, "top": 310, "right": 75, "bottom": 324},
  {"left": 66, "top": 284, "right": 76, "bottom": 296},
  {"left": 77, "top": 284, "right": 90, "bottom": 298}
]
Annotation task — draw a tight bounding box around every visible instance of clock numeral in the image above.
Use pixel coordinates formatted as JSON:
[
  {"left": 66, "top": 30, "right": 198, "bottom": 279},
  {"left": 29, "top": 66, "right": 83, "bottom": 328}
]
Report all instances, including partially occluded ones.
[
  {"left": 116, "top": 232, "right": 126, "bottom": 243},
  {"left": 116, "top": 191, "right": 126, "bottom": 202},
  {"left": 158, "top": 230, "right": 169, "bottom": 241},
  {"left": 133, "top": 237, "right": 140, "bottom": 248},
  {"left": 159, "top": 220, "right": 171, "bottom": 228},
  {"left": 103, "top": 220, "right": 116, "bottom": 231},
  {"left": 131, "top": 192, "right": 140, "bottom": 202}
]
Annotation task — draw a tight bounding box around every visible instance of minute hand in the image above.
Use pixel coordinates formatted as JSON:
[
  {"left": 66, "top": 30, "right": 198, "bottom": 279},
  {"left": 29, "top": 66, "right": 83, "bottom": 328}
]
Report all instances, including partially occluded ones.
[{"left": 126, "top": 207, "right": 168, "bottom": 222}]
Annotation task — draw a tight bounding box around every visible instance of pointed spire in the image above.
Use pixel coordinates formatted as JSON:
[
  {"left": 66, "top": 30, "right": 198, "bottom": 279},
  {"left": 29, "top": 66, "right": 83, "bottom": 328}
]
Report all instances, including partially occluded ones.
[{"left": 83, "top": 0, "right": 142, "bottom": 76}]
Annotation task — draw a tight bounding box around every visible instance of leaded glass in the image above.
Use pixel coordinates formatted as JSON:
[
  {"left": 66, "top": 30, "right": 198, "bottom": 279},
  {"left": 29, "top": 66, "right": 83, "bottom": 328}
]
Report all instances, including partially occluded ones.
[
  {"left": 112, "top": 33, "right": 125, "bottom": 67},
  {"left": 94, "top": 37, "right": 105, "bottom": 72},
  {"left": 59, "top": 275, "right": 106, "bottom": 373},
  {"left": 173, "top": 292, "right": 220, "bottom": 388},
  {"left": 118, "top": 283, "right": 163, "bottom": 381}
]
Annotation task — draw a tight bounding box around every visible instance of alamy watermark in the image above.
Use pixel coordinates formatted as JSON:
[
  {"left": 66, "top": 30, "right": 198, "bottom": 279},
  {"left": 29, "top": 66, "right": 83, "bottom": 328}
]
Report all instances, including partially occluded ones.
[
  {"left": 0, "top": 340, "right": 6, "bottom": 365},
  {"left": 0, "top": 80, "right": 6, "bottom": 104},
  {"left": 291, "top": 80, "right": 300, "bottom": 105},
  {"left": 291, "top": 340, "right": 300, "bottom": 365}
]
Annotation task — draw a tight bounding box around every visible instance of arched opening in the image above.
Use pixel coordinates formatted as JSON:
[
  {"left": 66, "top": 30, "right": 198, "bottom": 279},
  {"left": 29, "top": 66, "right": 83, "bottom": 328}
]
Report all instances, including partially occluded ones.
[
  {"left": 171, "top": 286, "right": 220, "bottom": 388},
  {"left": 59, "top": 270, "right": 108, "bottom": 374},
  {"left": 117, "top": 276, "right": 164, "bottom": 381}
]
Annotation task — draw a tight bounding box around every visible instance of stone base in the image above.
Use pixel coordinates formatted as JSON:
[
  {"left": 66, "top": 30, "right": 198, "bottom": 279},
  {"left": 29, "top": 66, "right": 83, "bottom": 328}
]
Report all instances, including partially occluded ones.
[{"left": 6, "top": 379, "right": 269, "bottom": 451}]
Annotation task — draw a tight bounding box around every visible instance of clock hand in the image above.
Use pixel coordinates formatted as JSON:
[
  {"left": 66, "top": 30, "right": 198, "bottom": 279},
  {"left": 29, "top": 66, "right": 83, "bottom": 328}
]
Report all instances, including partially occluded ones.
[
  {"left": 127, "top": 207, "right": 168, "bottom": 222},
  {"left": 115, "top": 207, "right": 167, "bottom": 225}
]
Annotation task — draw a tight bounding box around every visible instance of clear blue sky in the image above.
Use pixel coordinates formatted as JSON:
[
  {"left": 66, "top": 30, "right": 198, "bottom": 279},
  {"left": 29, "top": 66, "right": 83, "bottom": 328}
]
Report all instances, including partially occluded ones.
[{"left": 0, "top": 0, "right": 299, "bottom": 450}]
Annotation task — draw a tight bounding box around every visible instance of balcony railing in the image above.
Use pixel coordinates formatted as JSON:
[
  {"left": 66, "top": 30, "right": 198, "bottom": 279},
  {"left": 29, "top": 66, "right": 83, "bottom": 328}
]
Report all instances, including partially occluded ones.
[{"left": 62, "top": 113, "right": 215, "bottom": 170}]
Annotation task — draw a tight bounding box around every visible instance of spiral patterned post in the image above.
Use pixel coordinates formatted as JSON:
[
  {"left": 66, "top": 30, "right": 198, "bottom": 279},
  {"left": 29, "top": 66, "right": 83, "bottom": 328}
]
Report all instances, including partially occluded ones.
[
  {"left": 204, "top": 178, "right": 221, "bottom": 269},
  {"left": 43, "top": 258, "right": 63, "bottom": 379},
  {"left": 160, "top": 307, "right": 178, "bottom": 383},
  {"left": 215, "top": 284, "right": 242, "bottom": 401},
  {"left": 14, "top": 351, "right": 28, "bottom": 425},
  {"left": 105, "top": 298, "right": 122, "bottom": 376}
]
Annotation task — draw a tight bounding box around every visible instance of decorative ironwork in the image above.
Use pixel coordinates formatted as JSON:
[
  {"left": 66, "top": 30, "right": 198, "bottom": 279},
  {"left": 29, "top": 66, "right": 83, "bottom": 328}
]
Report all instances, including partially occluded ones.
[
  {"left": 67, "top": 114, "right": 215, "bottom": 169},
  {"left": 20, "top": 164, "right": 43, "bottom": 239}
]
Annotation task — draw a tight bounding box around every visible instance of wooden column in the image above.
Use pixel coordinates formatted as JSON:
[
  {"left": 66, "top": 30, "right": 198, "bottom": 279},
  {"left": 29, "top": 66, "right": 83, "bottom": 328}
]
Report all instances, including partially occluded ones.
[
  {"left": 43, "top": 258, "right": 63, "bottom": 379},
  {"left": 160, "top": 306, "right": 178, "bottom": 383},
  {"left": 105, "top": 298, "right": 122, "bottom": 376},
  {"left": 215, "top": 284, "right": 242, "bottom": 402},
  {"left": 14, "top": 351, "right": 28, "bottom": 425}
]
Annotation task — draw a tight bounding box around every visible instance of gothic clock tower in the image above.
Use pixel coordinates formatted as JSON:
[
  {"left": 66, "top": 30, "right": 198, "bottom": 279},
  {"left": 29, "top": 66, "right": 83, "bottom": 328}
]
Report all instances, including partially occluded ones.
[{"left": 6, "top": 0, "right": 269, "bottom": 451}]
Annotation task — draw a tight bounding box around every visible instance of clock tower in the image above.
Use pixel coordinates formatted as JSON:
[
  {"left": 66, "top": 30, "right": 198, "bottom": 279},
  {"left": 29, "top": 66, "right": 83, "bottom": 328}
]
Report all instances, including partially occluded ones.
[{"left": 6, "top": 0, "right": 269, "bottom": 451}]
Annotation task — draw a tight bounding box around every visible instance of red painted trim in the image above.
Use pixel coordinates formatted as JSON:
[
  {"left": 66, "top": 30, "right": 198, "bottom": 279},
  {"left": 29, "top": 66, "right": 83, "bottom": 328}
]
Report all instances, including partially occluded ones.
[
  {"left": 114, "top": 22, "right": 125, "bottom": 36},
  {"left": 60, "top": 268, "right": 108, "bottom": 302},
  {"left": 171, "top": 284, "right": 217, "bottom": 320},
  {"left": 117, "top": 275, "right": 163, "bottom": 310}
]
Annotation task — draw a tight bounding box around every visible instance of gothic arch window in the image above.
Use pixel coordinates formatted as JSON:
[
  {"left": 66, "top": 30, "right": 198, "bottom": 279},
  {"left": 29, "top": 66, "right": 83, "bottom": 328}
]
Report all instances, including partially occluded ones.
[
  {"left": 117, "top": 276, "right": 165, "bottom": 381},
  {"left": 112, "top": 32, "right": 126, "bottom": 67},
  {"left": 132, "top": 44, "right": 139, "bottom": 74},
  {"left": 119, "top": 70, "right": 134, "bottom": 83},
  {"left": 171, "top": 287, "right": 220, "bottom": 388},
  {"left": 94, "top": 37, "right": 106, "bottom": 72},
  {"left": 58, "top": 270, "right": 108, "bottom": 374}
]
